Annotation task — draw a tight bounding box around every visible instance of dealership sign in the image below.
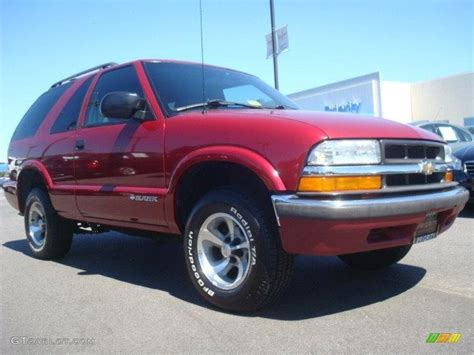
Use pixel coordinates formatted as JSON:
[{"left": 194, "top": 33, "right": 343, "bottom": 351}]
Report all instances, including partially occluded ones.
[{"left": 324, "top": 100, "right": 361, "bottom": 113}]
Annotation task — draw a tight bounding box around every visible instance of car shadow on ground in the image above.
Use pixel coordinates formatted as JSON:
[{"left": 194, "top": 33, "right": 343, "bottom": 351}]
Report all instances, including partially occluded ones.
[
  {"left": 458, "top": 204, "right": 474, "bottom": 219},
  {"left": 3, "top": 233, "right": 426, "bottom": 320}
]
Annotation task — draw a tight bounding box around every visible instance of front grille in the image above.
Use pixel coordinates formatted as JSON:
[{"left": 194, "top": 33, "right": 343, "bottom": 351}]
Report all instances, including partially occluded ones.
[
  {"left": 381, "top": 140, "right": 447, "bottom": 188},
  {"left": 301, "top": 140, "right": 451, "bottom": 195},
  {"left": 466, "top": 161, "right": 474, "bottom": 177},
  {"left": 385, "top": 172, "right": 445, "bottom": 187},
  {"left": 383, "top": 140, "right": 444, "bottom": 162}
]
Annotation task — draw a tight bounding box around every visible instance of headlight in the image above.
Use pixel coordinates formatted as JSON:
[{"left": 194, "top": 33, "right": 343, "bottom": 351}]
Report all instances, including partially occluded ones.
[
  {"left": 444, "top": 145, "right": 454, "bottom": 164},
  {"left": 307, "top": 140, "right": 381, "bottom": 166},
  {"left": 451, "top": 157, "right": 463, "bottom": 171},
  {"left": 444, "top": 145, "right": 453, "bottom": 163}
]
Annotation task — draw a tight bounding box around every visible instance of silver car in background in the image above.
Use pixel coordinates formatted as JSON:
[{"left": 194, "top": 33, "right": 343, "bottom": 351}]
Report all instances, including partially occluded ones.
[{"left": 412, "top": 121, "right": 473, "bottom": 152}]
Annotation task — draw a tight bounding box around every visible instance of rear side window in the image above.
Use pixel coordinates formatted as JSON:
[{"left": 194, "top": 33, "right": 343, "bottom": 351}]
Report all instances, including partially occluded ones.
[
  {"left": 50, "top": 76, "right": 94, "bottom": 134},
  {"left": 454, "top": 127, "right": 472, "bottom": 142},
  {"left": 12, "top": 83, "right": 71, "bottom": 141}
]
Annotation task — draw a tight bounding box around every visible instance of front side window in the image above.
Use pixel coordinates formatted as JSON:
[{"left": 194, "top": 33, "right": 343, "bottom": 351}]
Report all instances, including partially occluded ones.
[
  {"left": 143, "top": 62, "right": 298, "bottom": 116},
  {"left": 12, "top": 83, "right": 71, "bottom": 141},
  {"left": 84, "top": 66, "right": 150, "bottom": 126}
]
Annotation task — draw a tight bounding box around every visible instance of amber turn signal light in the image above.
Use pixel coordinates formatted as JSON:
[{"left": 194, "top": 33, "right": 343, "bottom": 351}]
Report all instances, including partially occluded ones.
[
  {"left": 445, "top": 171, "right": 453, "bottom": 182},
  {"left": 298, "top": 175, "right": 382, "bottom": 192}
]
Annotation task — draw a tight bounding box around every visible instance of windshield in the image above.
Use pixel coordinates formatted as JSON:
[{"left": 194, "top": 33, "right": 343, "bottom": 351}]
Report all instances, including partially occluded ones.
[{"left": 143, "top": 62, "right": 299, "bottom": 116}]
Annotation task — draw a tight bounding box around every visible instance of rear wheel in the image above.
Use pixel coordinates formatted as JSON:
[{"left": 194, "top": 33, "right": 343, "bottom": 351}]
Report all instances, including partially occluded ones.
[
  {"left": 184, "top": 187, "right": 293, "bottom": 312},
  {"left": 338, "top": 245, "right": 412, "bottom": 270},
  {"left": 24, "top": 188, "right": 73, "bottom": 259}
]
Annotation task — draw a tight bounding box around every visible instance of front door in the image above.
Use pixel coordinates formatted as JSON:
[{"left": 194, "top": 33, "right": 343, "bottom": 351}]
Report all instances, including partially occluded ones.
[{"left": 74, "top": 64, "right": 166, "bottom": 227}]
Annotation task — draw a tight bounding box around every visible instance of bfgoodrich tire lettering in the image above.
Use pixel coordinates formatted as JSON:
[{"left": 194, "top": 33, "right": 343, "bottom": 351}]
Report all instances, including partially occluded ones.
[
  {"left": 24, "top": 188, "right": 73, "bottom": 260},
  {"left": 184, "top": 187, "right": 293, "bottom": 312}
]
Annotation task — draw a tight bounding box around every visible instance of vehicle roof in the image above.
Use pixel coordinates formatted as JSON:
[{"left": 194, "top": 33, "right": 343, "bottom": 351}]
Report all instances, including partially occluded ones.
[
  {"left": 411, "top": 120, "right": 449, "bottom": 126},
  {"left": 139, "top": 59, "right": 249, "bottom": 74},
  {"left": 454, "top": 143, "right": 474, "bottom": 160},
  {"left": 99, "top": 59, "right": 252, "bottom": 78},
  {"left": 50, "top": 59, "right": 253, "bottom": 90}
]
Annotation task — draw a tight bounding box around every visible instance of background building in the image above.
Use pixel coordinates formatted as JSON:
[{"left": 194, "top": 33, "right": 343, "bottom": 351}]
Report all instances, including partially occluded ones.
[{"left": 288, "top": 72, "right": 474, "bottom": 127}]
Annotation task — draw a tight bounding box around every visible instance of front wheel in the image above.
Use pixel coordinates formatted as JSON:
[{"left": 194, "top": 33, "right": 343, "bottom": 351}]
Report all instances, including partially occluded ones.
[
  {"left": 184, "top": 188, "right": 293, "bottom": 312},
  {"left": 338, "top": 245, "right": 412, "bottom": 270},
  {"left": 24, "top": 188, "right": 73, "bottom": 259}
]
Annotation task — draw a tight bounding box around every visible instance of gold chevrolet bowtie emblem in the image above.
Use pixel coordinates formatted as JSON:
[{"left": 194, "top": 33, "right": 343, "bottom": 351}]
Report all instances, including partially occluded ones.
[{"left": 419, "top": 160, "right": 434, "bottom": 175}]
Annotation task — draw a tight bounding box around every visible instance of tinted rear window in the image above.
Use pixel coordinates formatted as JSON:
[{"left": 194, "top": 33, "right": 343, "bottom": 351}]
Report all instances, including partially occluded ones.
[
  {"left": 50, "top": 76, "right": 94, "bottom": 134},
  {"left": 12, "top": 83, "right": 71, "bottom": 141}
]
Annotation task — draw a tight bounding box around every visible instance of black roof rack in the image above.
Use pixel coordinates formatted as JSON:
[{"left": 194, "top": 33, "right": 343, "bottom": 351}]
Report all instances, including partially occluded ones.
[{"left": 50, "top": 62, "right": 118, "bottom": 89}]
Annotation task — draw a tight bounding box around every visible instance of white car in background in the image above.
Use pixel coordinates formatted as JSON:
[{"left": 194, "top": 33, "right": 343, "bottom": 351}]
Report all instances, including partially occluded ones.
[
  {"left": 7, "top": 158, "right": 21, "bottom": 181},
  {"left": 0, "top": 162, "right": 9, "bottom": 187}
]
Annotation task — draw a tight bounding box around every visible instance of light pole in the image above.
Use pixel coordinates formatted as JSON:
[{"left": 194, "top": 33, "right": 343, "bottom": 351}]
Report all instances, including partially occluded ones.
[{"left": 269, "top": 0, "right": 279, "bottom": 90}]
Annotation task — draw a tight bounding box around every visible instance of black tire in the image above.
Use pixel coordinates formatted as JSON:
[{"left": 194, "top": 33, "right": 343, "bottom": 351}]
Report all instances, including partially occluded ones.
[
  {"left": 338, "top": 244, "right": 412, "bottom": 270},
  {"left": 24, "top": 188, "right": 73, "bottom": 259},
  {"left": 184, "top": 187, "right": 293, "bottom": 312}
]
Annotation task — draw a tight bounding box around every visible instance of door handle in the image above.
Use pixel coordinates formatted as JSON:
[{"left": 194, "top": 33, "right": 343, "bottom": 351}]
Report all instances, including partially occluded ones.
[{"left": 76, "top": 140, "right": 85, "bottom": 150}]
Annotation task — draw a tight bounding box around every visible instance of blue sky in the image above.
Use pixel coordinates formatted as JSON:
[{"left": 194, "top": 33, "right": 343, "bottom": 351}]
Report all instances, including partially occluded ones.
[{"left": 0, "top": 0, "right": 472, "bottom": 160}]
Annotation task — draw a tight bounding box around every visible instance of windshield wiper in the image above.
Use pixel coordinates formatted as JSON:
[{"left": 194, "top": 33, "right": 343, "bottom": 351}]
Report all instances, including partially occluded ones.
[{"left": 175, "top": 99, "right": 263, "bottom": 112}]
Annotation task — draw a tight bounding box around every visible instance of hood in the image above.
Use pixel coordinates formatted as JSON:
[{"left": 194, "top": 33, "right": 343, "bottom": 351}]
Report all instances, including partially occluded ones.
[
  {"left": 454, "top": 144, "right": 474, "bottom": 161},
  {"left": 269, "top": 110, "right": 443, "bottom": 141}
]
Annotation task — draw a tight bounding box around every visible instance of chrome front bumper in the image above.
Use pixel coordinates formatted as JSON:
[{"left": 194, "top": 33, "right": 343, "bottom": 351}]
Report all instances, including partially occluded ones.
[{"left": 271, "top": 186, "right": 469, "bottom": 222}]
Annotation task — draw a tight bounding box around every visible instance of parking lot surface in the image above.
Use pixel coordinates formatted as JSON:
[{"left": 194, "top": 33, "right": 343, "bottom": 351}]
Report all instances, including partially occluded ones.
[{"left": 1, "top": 194, "right": 473, "bottom": 353}]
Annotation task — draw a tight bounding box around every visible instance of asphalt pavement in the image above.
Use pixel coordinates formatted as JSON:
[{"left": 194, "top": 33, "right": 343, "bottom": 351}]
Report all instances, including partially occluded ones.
[{"left": 1, "top": 193, "right": 473, "bottom": 353}]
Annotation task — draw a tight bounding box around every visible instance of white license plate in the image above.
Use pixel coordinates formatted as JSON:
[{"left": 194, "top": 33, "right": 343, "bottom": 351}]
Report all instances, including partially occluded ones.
[
  {"left": 414, "top": 232, "right": 438, "bottom": 244},
  {"left": 414, "top": 213, "right": 438, "bottom": 244}
]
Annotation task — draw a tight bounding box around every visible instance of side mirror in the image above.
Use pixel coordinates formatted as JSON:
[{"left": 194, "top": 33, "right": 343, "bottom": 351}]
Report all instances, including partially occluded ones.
[{"left": 100, "top": 92, "right": 146, "bottom": 120}]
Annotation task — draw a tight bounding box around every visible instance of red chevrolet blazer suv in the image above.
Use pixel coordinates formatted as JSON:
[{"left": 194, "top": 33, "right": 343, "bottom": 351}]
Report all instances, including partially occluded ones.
[{"left": 3, "top": 60, "right": 469, "bottom": 311}]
